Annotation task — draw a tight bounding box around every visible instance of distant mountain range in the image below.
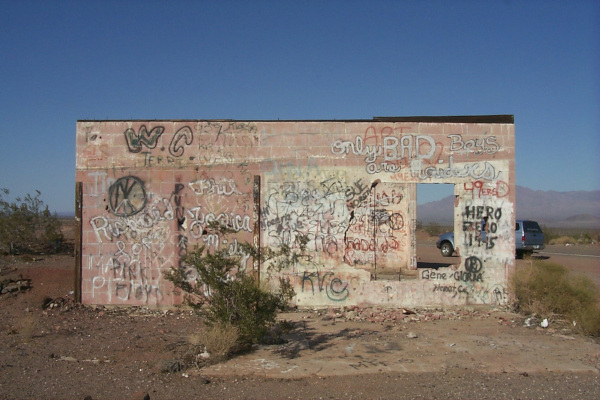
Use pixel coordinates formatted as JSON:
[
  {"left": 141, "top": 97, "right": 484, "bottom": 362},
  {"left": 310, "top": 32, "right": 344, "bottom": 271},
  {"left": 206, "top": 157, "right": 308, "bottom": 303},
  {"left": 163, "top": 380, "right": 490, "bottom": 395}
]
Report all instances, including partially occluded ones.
[{"left": 418, "top": 186, "right": 600, "bottom": 228}]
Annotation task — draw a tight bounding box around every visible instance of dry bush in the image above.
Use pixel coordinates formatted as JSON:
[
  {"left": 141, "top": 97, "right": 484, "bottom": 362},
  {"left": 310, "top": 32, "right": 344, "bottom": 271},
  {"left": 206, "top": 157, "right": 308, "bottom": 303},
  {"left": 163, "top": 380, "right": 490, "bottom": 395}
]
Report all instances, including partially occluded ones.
[
  {"left": 0, "top": 188, "right": 63, "bottom": 254},
  {"left": 573, "top": 232, "right": 596, "bottom": 244},
  {"left": 510, "top": 260, "right": 600, "bottom": 336},
  {"left": 188, "top": 323, "right": 239, "bottom": 364},
  {"left": 550, "top": 236, "right": 577, "bottom": 245},
  {"left": 543, "top": 226, "right": 600, "bottom": 245}
]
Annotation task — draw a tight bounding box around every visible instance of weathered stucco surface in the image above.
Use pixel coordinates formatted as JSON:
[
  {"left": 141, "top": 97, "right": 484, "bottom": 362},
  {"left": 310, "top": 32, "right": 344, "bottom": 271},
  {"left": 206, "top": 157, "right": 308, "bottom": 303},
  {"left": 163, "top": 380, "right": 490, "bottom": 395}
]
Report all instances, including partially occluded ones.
[{"left": 75, "top": 118, "right": 515, "bottom": 307}]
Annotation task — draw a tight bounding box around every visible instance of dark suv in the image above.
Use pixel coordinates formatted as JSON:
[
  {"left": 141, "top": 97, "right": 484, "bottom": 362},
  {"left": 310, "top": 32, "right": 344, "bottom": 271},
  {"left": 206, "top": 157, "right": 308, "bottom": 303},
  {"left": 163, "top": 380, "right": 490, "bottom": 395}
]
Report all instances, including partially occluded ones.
[{"left": 515, "top": 220, "right": 544, "bottom": 258}]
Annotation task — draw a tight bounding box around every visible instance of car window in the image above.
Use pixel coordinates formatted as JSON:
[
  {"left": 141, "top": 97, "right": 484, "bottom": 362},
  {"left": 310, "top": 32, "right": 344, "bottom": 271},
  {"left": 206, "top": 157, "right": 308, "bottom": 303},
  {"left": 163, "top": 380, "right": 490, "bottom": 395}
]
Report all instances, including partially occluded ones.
[
  {"left": 515, "top": 223, "right": 520, "bottom": 231},
  {"left": 523, "top": 221, "right": 542, "bottom": 233}
]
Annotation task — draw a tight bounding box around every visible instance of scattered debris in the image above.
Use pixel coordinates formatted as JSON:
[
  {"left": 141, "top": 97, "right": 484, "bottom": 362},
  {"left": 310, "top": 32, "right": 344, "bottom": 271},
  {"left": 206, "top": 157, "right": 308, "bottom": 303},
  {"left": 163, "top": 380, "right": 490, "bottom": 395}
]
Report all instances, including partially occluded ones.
[
  {"left": 0, "top": 276, "right": 32, "bottom": 295},
  {"left": 300, "top": 305, "right": 512, "bottom": 326},
  {"left": 199, "top": 350, "right": 211, "bottom": 359},
  {"left": 42, "top": 296, "right": 72, "bottom": 311},
  {"left": 160, "top": 359, "right": 184, "bottom": 373}
]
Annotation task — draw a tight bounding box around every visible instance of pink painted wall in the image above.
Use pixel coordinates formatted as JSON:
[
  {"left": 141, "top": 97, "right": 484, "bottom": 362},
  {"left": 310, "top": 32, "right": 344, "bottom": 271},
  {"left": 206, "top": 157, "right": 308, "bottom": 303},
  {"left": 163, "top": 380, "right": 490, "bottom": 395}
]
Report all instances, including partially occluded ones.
[{"left": 76, "top": 118, "right": 515, "bottom": 307}]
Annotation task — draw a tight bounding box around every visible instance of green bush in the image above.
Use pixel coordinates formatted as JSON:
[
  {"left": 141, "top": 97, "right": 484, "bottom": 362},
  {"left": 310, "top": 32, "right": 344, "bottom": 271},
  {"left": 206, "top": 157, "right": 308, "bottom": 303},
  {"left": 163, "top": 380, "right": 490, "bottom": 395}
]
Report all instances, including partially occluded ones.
[
  {"left": 0, "top": 188, "right": 64, "bottom": 254},
  {"left": 164, "top": 224, "right": 302, "bottom": 350},
  {"left": 511, "top": 260, "right": 600, "bottom": 336}
]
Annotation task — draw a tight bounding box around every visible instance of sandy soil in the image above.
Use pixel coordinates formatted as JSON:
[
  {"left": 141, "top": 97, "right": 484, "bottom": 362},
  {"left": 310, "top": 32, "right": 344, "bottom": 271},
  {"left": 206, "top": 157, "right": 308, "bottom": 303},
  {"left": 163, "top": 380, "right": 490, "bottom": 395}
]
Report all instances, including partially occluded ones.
[{"left": 0, "top": 230, "right": 599, "bottom": 399}]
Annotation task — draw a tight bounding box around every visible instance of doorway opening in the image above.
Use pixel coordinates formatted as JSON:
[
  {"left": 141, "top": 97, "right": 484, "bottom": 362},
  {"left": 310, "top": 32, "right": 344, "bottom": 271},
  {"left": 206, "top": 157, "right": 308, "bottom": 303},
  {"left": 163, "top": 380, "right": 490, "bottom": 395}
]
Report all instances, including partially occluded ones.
[{"left": 416, "top": 183, "right": 457, "bottom": 270}]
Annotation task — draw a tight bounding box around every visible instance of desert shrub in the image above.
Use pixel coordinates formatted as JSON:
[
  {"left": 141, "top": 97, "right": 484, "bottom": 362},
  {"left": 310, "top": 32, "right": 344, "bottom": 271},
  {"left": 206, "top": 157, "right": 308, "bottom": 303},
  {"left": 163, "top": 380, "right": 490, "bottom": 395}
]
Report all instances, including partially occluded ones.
[
  {"left": 573, "top": 232, "right": 594, "bottom": 244},
  {"left": 544, "top": 227, "right": 600, "bottom": 245},
  {"left": 0, "top": 188, "right": 63, "bottom": 254},
  {"left": 164, "top": 224, "right": 303, "bottom": 350},
  {"left": 541, "top": 225, "right": 560, "bottom": 245},
  {"left": 187, "top": 323, "right": 239, "bottom": 365},
  {"left": 550, "top": 236, "right": 576, "bottom": 246},
  {"left": 510, "top": 260, "right": 600, "bottom": 336},
  {"left": 549, "top": 233, "right": 596, "bottom": 246}
]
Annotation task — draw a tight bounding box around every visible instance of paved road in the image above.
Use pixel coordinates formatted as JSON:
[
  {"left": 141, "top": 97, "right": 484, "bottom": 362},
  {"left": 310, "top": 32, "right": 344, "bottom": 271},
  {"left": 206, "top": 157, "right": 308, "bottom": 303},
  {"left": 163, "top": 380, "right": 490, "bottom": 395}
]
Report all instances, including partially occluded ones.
[{"left": 539, "top": 244, "right": 600, "bottom": 257}]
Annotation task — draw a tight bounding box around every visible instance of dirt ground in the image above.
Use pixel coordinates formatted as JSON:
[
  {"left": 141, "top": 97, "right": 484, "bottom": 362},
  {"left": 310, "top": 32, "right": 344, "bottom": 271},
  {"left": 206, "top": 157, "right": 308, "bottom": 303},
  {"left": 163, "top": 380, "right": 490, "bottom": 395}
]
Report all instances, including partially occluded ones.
[{"left": 1, "top": 231, "right": 599, "bottom": 399}]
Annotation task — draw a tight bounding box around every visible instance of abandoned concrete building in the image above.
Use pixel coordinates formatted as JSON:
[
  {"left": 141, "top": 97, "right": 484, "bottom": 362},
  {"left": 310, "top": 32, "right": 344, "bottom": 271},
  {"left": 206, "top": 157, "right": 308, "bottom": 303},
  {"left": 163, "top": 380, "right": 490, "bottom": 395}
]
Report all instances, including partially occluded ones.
[{"left": 75, "top": 116, "right": 516, "bottom": 307}]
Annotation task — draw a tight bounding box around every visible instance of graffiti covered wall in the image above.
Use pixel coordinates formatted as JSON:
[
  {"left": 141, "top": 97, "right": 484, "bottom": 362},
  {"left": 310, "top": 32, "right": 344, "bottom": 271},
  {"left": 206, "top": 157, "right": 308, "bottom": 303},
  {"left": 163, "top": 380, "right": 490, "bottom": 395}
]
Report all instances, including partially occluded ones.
[{"left": 75, "top": 117, "right": 515, "bottom": 307}]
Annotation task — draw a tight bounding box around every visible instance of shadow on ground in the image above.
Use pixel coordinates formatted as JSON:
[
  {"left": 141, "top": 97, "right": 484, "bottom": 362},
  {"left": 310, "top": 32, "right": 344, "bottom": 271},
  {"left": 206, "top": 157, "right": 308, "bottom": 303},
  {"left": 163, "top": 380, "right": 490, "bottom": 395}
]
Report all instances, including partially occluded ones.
[
  {"left": 273, "top": 322, "right": 376, "bottom": 359},
  {"left": 417, "top": 261, "right": 455, "bottom": 269}
]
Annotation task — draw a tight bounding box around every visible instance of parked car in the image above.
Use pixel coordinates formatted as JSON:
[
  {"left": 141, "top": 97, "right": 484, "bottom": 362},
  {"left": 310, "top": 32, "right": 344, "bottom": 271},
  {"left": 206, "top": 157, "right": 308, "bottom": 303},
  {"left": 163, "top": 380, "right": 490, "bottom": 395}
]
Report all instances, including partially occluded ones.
[
  {"left": 435, "top": 219, "right": 545, "bottom": 258},
  {"left": 515, "top": 219, "right": 545, "bottom": 258}
]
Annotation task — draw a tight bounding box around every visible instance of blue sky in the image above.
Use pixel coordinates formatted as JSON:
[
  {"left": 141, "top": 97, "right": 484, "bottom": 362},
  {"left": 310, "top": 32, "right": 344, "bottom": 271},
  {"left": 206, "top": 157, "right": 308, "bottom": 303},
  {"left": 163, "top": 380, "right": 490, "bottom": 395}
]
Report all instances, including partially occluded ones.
[{"left": 1, "top": 0, "right": 598, "bottom": 214}]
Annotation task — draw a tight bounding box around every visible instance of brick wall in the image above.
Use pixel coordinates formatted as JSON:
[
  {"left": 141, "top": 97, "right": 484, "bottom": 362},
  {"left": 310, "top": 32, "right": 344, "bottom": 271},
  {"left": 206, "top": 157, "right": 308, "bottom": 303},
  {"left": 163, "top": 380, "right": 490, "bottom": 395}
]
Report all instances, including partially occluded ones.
[{"left": 76, "top": 118, "right": 515, "bottom": 307}]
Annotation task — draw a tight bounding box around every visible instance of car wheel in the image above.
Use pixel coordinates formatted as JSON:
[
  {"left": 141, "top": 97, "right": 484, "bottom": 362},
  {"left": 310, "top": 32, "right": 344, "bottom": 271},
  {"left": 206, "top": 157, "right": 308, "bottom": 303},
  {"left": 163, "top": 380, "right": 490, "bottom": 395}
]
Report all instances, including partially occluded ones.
[
  {"left": 516, "top": 250, "right": 523, "bottom": 259},
  {"left": 440, "top": 242, "right": 453, "bottom": 257}
]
